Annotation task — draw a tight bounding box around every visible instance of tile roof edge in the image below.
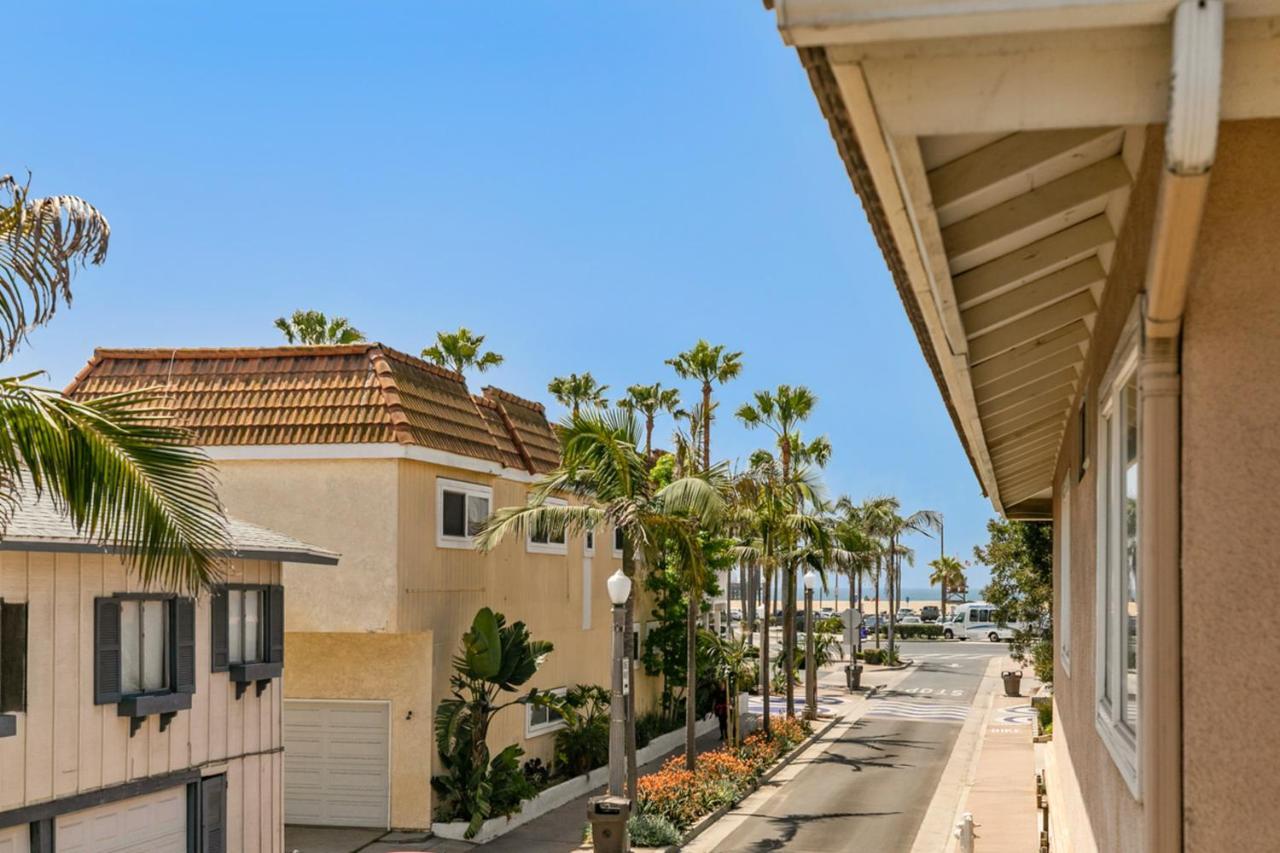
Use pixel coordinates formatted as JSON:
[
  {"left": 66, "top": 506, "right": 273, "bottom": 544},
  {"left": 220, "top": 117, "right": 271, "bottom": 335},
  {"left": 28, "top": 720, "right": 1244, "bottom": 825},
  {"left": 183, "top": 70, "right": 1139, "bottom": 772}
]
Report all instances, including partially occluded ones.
[
  {"left": 82, "top": 344, "right": 380, "bottom": 360},
  {"left": 486, "top": 396, "right": 536, "bottom": 474},
  {"left": 63, "top": 351, "right": 105, "bottom": 395},
  {"left": 482, "top": 385, "right": 547, "bottom": 413},
  {"left": 367, "top": 348, "right": 420, "bottom": 446}
]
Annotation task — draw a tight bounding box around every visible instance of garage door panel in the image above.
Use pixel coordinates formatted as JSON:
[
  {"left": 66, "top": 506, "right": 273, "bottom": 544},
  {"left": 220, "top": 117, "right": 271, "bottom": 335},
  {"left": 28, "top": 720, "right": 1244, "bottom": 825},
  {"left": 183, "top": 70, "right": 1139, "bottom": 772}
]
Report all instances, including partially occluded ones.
[
  {"left": 284, "top": 700, "right": 389, "bottom": 828},
  {"left": 56, "top": 787, "right": 186, "bottom": 853}
]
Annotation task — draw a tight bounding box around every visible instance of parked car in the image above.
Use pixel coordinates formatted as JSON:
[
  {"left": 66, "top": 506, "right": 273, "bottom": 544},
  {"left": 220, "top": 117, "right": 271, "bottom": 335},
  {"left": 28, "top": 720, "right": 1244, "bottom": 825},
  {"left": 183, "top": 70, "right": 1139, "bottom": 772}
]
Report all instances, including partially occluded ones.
[
  {"left": 899, "top": 615, "right": 923, "bottom": 625},
  {"left": 920, "top": 605, "right": 940, "bottom": 623},
  {"left": 941, "top": 602, "right": 1026, "bottom": 641},
  {"left": 896, "top": 608, "right": 916, "bottom": 621}
]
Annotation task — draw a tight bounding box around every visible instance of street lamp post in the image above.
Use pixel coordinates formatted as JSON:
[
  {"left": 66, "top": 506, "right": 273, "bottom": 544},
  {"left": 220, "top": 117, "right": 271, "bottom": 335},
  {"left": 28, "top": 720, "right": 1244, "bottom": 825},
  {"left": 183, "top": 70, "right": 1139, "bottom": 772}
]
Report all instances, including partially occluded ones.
[
  {"left": 588, "top": 570, "right": 633, "bottom": 852},
  {"left": 803, "top": 569, "right": 818, "bottom": 721}
]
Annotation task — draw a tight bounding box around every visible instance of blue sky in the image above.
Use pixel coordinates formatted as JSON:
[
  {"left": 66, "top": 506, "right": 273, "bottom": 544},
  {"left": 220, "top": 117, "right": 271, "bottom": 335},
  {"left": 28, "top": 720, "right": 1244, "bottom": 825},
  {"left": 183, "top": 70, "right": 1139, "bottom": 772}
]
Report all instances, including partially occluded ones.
[{"left": 7, "top": 2, "right": 995, "bottom": 590}]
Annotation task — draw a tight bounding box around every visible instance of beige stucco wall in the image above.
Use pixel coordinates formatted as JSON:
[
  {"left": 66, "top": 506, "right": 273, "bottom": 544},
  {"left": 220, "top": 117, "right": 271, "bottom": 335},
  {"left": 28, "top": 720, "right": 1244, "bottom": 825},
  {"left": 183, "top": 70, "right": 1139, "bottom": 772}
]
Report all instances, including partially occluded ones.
[
  {"left": 283, "top": 631, "right": 432, "bottom": 830},
  {"left": 1050, "top": 125, "right": 1163, "bottom": 853},
  {"left": 1180, "top": 118, "right": 1280, "bottom": 850},
  {"left": 0, "top": 553, "right": 285, "bottom": 852},
  {"left": 216, "top": 458, "right": 400, "bottom": 634}
]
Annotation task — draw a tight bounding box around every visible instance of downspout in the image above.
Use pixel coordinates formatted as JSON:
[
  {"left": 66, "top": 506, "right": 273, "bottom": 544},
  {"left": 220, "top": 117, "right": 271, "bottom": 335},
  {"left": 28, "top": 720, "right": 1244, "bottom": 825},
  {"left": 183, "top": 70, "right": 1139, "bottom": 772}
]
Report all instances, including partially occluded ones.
[{"left": 1142, "top": 2, "right": 1221, "bottom": 851}]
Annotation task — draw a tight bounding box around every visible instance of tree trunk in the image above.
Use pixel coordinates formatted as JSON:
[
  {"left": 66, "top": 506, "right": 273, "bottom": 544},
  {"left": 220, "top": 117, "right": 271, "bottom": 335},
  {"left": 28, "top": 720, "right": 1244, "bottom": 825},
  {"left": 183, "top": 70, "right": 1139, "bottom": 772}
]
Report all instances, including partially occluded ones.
[
  {"left": 701, "top": 382, "right": 712, "bottom": 472},
  {"left": 874, "top": 556, "right": 882, "bottom": 650},
  {"left": 941, "top": 579, "right": 947, "bottom": 622},
  {"left": 644, "top": 415, "right": 653, "bottom": 459},
  {"left": 856, "top": 567, "right": 863, "bottom": 655},
  {"left": 685, "top": 587, "right": 699, "bottom": 771},
  {"left": 887, "top": 537, "right": 897, "bottom": 662},
  {"left": 784, "top": 561, "right": 796, "bottom": 717},
  {"left": 761, "top": 571, "right": 771, "bottom": 734}
]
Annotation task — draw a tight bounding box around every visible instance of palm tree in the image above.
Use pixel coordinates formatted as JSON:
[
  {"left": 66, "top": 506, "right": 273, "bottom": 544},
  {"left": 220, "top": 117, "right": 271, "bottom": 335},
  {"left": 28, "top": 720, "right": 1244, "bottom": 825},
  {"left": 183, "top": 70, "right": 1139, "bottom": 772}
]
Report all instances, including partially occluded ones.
[
  {"left": 547, "top": 372, "right": 609, "bottom": 418},
  {"left": 422, "top": 327, "right": 504, "bottom": 376},
  {"left": 865, "top": 499, "right": 941, "bottom": 661},
  {"left": 666, "top": 340, "right": 743, "bottom": 471},
  {"left": 273, "top": 310, "right": 365, "bottom": 345},
  {"left": 617, "top": 382, "right": 680, "bottom": 458},
  {"left": 476, "top": 408, "right": 723, "bottom": 777},
  {"left": 929, "top": 555, "right": 966, "bottom": 621},
  {"left": 735, "top": 385, "right": 828, "bottom": 715},
  {"left": 831, "top": 497, "right": 879, "bottom": 654},
  {"left": 0, "top": 175, "right": 227, "bottom": 590}
]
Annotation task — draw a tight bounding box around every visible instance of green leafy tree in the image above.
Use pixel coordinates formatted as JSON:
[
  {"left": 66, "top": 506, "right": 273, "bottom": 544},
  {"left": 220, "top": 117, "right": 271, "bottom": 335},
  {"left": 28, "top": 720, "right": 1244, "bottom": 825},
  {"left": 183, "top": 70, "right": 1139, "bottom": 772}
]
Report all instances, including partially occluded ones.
[
  {"left": 273, "top": 310, "right": 365, "bottom": 345},
  {"left": 547, "top": 372, "right": 609, "bottom": 417},
  {"left": 551, "top": 684, "right": 612, "bottom": 776},
  {"left": 422, "top": 326, "right": 504, "bottom": 376},
  {"left": 861, "top": 498, "right": 940, "bottom": 661},
  {"left": 0, "top": 175, "right": 227, "bottom": 591},
  {"left": 431, "top": 607, "right": 555, "bottom": 837},
  {"left": 975, "top": 518, "right": 1054, "bottom": 682},
  {"left": 666, "top": 340, "right": 742, "bottom": 471},
  {"left": 618, "top": 382, "right": 680, "bottom": 458},
  {"left": 476, "top": 408, "right": 723, "bottom": 784}
]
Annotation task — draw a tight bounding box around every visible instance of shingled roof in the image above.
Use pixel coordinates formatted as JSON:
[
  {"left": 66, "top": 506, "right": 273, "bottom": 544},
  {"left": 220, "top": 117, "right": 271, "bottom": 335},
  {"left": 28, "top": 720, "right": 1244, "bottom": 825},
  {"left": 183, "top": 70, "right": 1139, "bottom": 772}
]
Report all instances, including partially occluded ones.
[{"left": 65, "top": 345, "right": 561, "bottom": 474}]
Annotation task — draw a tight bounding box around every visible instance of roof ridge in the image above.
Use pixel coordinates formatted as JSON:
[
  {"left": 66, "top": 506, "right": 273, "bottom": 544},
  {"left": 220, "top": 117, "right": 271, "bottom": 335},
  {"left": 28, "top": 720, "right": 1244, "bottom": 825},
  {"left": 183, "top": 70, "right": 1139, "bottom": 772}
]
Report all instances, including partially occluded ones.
[
  {"left": 374, "top": 345, "right": 467, "bottom": 383},
  {"left": 85, "top": 344, "right": 379, "bottom": 360},
  {"left": 367, "top": 348, "right": 420, "bottom": 446},
  {"left": 482, "top": 385, "right": 546, "bottom": 413},
  {"left": 486, "top": 396, "right": 536, "bottom": 474}
]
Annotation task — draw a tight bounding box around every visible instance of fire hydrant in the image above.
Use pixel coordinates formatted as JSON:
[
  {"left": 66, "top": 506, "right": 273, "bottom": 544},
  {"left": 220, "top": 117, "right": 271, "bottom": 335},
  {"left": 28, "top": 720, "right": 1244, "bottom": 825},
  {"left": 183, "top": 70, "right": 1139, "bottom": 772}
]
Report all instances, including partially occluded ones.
[{"left": 954, "top": 812, "right": 976, "bottom": 853}]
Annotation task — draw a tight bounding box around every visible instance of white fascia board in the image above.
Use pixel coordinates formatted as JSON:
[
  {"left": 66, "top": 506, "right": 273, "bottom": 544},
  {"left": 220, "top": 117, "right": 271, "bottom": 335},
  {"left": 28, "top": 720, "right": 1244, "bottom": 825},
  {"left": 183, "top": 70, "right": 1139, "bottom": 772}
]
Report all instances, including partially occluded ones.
[
  {"left": 774, "top": 0, "right": 1280, "bottom": 48},
  {"left": 832, "top": 64, "right": 1006, "bottom": 514},
  {"left": 204, "top": 443, "right": 541, "bottom": 483}
]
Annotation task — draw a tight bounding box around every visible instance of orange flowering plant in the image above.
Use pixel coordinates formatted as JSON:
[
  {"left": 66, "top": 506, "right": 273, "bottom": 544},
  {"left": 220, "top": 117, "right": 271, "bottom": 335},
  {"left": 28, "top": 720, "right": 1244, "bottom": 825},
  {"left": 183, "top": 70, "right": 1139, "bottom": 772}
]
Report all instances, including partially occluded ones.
[{"left": 634, "top": 715, "right": 812, "bottom": 830}]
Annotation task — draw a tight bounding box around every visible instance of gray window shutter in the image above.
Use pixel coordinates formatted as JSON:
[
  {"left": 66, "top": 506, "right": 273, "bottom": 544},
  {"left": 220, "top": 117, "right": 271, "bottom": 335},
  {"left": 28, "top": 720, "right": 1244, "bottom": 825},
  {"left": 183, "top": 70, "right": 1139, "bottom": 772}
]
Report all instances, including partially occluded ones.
[
  {"left": 200, "top": 774, "right": 226, "bottom": 853},
  {"left": 174, "top": 598, "right": 197, "bottom": 694},
  {"left": 210, "top": 587, "right": 229, "bottom": 672},
  {"left": 266, "top": 585, "right": 284, "bottom": 664},
  {"left": 94, "top": 598, "right": 122, "bottom": 705},
  {"left": 0, "top": 601, "right": 27, "bottom": 713}
]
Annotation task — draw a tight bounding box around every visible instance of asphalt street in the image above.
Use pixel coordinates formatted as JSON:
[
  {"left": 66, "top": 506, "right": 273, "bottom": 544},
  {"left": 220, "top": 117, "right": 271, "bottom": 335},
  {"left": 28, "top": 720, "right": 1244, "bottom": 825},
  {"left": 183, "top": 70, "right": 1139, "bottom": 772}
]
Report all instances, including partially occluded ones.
[{"left": 714, "top": 640, "right": 1008, "bottom": 853}]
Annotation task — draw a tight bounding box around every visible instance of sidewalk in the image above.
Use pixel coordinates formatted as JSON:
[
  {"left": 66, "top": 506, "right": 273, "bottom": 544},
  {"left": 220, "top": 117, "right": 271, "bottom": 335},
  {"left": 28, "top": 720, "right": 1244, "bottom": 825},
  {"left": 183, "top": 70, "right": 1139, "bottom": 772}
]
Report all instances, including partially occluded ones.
[{"left": 913, "top": 653, "right": 1042, "bottom": 853}]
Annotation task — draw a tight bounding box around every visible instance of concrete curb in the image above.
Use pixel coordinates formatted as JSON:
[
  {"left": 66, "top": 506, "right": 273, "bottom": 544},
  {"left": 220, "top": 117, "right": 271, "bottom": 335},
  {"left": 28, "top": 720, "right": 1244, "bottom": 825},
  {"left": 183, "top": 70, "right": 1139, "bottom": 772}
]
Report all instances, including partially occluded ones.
[{"left": 635, "top": 716, "right": 842, "bottom": 853}]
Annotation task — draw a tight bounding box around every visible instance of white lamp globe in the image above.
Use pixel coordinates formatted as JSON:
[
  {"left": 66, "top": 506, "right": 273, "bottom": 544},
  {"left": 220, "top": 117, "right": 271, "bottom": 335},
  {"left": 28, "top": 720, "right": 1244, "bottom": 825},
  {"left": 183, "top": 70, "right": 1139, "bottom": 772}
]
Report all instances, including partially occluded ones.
[
  {"left": 607, "top": 569, "right": 632, "bottom": 606},
  {"left": 803, "top": 569, "right": 819, "bottom": 591}
]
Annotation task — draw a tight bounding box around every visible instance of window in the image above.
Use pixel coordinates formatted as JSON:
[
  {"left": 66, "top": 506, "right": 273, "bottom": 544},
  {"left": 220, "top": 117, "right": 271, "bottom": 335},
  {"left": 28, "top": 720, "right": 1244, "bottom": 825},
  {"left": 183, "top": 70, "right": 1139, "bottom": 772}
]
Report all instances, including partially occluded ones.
[
  {"left": 437, "top": 478, "right": 492, "bottom": 549},
  {"left": 1059, "top": 475, "right": 1072, "bottom": 674},
  {"left": 584, "top": 529, "right": 595, "bottom": 556},
  {"left": 525, "top": 687, "right": 567, "bottom": 737},
  {"left": 211, "top": 584, "right": 284, "bottom": 691},
  {"left": 527, "top": 497, "right": 568, "bottom": 555},
  {"left": 121, "top": 599, "right": 169, "bottom": 695},
  {"left": 95, "top": 595, "right": 195, "bottom": 732},
  {"left": 1095, "top": 322, "right": 1140, "bottom": 793},
  {"left": 0, "top": 599, "right": 27, "bottom": 734},
  {"left": 228, "top": 588, "right": 264, "bottom": 664},
  {"left": 612, "top": 527, "right": 624, "bottom": 559}
]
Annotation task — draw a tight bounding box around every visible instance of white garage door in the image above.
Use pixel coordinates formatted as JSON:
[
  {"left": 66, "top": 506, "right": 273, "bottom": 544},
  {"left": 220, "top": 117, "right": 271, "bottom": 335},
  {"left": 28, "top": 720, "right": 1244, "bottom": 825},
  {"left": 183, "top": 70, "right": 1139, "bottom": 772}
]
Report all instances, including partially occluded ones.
[
  {"left": 56, "top": 786, "right": 187, "bottom": 852},
  {"left": 284, "top": 700, "right": 390, "bottom": 828},
  {"left": 0, "top": 824, "right": 29, "bottom": 853}
]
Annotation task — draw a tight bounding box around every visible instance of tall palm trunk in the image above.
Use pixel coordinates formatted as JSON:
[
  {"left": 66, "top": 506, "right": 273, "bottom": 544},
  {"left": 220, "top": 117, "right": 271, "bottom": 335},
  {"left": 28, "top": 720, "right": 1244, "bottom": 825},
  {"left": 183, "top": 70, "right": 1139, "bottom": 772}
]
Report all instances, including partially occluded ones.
[
  {"left": 855, "top": 567, "right": 863, "bottom": 654},
  {"left": 761, "top": 569, "right": 772, "bottom": 734},
  {"left": 701, "top": 381, "right": 712, "bottom": 473},
  {"left": 644, "top": 415, "right": 653, "bottom": 459},
  {"left": 887, "top": 536, "right": 897, "bottom": 662},
  {"left": 874, "top": 555, "right": 882, "bottom": 650},
  {"left": 784, "top": 561, "right": 796, "bottom": 716},
  {"left": 686, "top": 586, "right": 698, "bottom": 770}
]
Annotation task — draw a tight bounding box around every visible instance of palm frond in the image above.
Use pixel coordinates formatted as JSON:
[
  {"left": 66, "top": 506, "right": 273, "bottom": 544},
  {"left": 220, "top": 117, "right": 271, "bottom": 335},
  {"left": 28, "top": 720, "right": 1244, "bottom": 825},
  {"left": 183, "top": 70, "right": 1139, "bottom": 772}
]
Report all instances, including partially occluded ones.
[{"left": 0, "top": 377, "right": 227, "bottom": 591}]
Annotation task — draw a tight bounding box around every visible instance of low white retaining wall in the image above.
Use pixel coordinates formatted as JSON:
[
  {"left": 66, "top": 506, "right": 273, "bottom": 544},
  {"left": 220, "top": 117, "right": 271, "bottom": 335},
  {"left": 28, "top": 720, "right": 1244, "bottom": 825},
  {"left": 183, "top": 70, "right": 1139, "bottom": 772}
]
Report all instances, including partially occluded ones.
[{"left": 432, "top": 699, "right": 745, "bottom": 845}]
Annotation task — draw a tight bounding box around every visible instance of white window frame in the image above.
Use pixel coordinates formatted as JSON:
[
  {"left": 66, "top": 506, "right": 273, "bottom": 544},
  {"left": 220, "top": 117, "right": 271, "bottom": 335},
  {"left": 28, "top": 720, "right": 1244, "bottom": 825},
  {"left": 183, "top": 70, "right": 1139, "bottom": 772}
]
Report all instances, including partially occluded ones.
[
  {"left": 526, "top": 497, "right": 569, "bottom": 555},
  {"left": 227, "top": 586, "right": 267, "bottom": 666},
  {"left": 120, "top": 597, "right": 171, "bottom": 697},
  {"left": 1059, "top": 474, "right": 1072, "bottom": 675},
  {"left": 1093, "top": 310, "right": 1141, "bottom": 797},
  {"left": 436, "top": 477, "right": 493, "bottom": 550},
  {"left": 612, "top": 527, "right": 624, "bottom": 559},
  {"left": 525, "top": 686, "right": 567, "bottom": 737}
]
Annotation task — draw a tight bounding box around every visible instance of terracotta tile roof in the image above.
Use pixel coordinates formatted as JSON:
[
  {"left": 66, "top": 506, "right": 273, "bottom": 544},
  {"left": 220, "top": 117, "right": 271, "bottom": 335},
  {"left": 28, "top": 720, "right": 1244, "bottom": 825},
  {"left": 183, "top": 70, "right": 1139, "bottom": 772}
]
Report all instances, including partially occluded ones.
[
  {"left": 482, "top": 387, "right": 561, "bottom": 473},
  {"left": 65, "top": 345, "right": 562, "bottom": 474}
]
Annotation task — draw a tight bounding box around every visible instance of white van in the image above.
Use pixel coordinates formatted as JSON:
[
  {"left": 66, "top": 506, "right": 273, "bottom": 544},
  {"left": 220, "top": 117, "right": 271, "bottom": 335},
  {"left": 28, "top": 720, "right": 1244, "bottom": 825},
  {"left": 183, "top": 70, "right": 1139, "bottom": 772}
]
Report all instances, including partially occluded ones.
[{"left": 942, "top": 602, "right": 1020, "bottom": 642}]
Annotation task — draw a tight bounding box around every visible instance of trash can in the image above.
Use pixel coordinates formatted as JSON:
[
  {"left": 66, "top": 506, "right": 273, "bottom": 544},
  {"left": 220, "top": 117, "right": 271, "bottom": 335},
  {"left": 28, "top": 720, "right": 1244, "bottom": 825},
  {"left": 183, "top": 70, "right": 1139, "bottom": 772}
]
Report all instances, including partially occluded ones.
[
  {"left": 587, "top": 795, "right": 631, "bottom": 853},
  {"left": 844, "top": 663, "right": 864, "bottom": 692},
  {"left": 1002, "top": 669, "right": 1023, "bottom": 697}
]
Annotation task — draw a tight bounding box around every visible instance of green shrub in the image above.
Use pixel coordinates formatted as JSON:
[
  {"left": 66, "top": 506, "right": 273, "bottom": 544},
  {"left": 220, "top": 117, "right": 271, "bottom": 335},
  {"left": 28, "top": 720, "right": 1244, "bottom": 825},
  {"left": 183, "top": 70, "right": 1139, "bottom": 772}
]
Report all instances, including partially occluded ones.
[
  {"left": 628, "top": 812, "right": 682, "bottom": 847},
  {"left": 874, "top": 623, "right": 944, "bottom": 640},
  {"left": 859, "top": 648, "right": 901, "bottom": 666},
  {"left": 636, "top": 709, "right": 680, "bottom": 750},
  {"left": 1037, "top": 702, "right": 1053, "bottom": 731},
  {"left": 553, "top": 685, "right": 611, "bottom": 776}
]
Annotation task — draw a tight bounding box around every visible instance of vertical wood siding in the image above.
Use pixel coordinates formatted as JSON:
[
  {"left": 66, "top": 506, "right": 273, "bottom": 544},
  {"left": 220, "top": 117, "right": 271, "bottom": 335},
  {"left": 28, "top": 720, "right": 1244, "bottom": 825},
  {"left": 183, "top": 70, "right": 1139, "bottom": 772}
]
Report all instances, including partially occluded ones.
[{"left": 0, "top": 552, "right": 284, "bottom": 852}]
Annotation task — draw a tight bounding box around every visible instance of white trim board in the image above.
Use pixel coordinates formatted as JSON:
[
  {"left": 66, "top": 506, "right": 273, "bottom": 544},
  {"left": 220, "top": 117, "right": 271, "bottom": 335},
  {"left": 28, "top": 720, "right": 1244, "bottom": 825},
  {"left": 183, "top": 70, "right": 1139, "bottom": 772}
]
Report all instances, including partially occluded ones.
[{"left": 203, "top": 442, "right": 541, "bottom": 482}]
